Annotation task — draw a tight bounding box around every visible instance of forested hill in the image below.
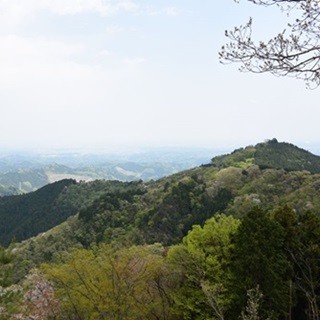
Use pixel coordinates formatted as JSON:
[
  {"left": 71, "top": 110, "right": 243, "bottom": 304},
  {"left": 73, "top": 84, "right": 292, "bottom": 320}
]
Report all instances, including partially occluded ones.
[
  {"left": 11, "top": 139, "right": 320, "bottom": 263},
  {"left": 0, "top": 179, "right": 141, "bottom": 246},
  {"left": 3, "top": 140, "right": 320, "bottom": 319},
  {"left": 4, "top": 139, "right": 320, "bottom": 249},
  {"left": 0, "top": 179, "right": 77, "bottom": 246},
  {"left": 211, "top": 138, "right": 320, "bottom": 173}
]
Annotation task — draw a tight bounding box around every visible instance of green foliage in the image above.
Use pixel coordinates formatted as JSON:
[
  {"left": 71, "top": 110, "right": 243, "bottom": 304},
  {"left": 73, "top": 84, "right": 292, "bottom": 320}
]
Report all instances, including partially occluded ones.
[
  {"left": 4, "top": 140, "right": 320, "bottom": 320},
  {"left": 0, "top": 246, "right": 14, "bottom": 287},
  {"left": 0, "top": 179, "right": 143, "bottom": 246},
  {"left": 43, "top": 244, "right": 175, "bottom": 320},
  {"left": 254, "top": 140, "right": 320, "bottom": 173},
  {"left": 294, "top": 211, "right": 320, "bottom": 320},
  {"left": 75, "top": 180, "right": 146, "bottom": 246},
  {"left": 78, "top": 180, "right": 146, "bottom": 221},
  {"left": 211, "top": 146, "right": 256, "bottom": 169},
  {"left": 211, "top": 139, "right": 320, "bottom": 174},
  {"left": 11, "top": 216, "right": 85, "bottom": 282},
  {"left": 228, "top": 207, "right": 290, "bottom": 320},
  {"left": 276, "top": 208, "right": 320, "bottom": 320},
  {"left": 10, "top": 142, "right": 320, "bottom": 284},
  {"left": 167, "top": 214, "right": 240, "bottom": 319},
  {"left": 0, "top": 247, "right": 22, "bottom": 319},
  {"left": 5, "top": 140, "right": 320, "bottom": 253},
  {"left": 138, "top": 176, "right": 233, "bottom": 245},
  {"left": 0, "top": 290, "right": 22, "bottom": 320},
  {"left": 0, "top": 179, "right": 77, "bottom": 246}
]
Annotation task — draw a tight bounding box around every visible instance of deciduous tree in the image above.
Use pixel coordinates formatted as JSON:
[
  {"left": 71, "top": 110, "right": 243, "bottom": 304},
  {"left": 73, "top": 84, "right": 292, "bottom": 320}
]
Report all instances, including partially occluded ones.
[
  {"left": 167, "top": 214, "right": 240, "bottom": 320},
  {"left": 220, "top": 0, "right": 320, "bottom": 88},
  {"left": 43, "top": 244, "right": 174, "bottom": 320}
]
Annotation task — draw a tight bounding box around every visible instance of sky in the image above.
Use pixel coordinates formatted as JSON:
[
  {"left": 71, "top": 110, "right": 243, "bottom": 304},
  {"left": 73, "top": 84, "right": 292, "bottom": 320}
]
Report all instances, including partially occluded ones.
[{"left": 1, "top": 0, "right": 319, "bottom": 152}]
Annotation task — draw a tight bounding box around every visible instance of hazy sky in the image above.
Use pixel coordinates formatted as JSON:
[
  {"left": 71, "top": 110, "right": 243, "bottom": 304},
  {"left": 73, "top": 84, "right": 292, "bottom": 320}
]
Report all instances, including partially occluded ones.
[{"left": 1, "top": 0, "right": 319, "bottom": 151}]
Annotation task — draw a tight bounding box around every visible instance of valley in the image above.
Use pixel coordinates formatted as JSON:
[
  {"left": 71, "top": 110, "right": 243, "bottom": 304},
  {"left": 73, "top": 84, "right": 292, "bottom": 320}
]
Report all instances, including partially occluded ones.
[{"left": 0, "top": 148, "right": 213, "bottom": 196}]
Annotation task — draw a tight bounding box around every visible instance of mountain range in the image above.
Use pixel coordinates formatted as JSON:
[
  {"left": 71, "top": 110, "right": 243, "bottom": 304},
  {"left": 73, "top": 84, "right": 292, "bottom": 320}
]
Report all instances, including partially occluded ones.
[
  {"left": 2, "top": 138, "right": 319, "bottom": 253},
  {"left": 0, "top": 148, "right": 214, "bottom": 196},
  {"left": 2, "top": 139, "right": 320, "bottom": 320}
]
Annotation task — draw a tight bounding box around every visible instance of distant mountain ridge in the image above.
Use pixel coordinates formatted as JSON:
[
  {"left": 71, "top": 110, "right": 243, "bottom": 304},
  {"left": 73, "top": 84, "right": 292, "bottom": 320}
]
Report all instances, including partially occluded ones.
[
  {"left": 0, "top": 147, "right": 217, "bottom": 196},
  {"left": 211, "top": 138, "right": 320, "bottom": 173},
  {"left": 0, "top": 161, "right": 206, "bottom": 196},
  {"left": 4, "top": 139, "right": 320, "bottom": 320},
  {"left": 4, "top": 139, "right": 319, "bottom": 252}
]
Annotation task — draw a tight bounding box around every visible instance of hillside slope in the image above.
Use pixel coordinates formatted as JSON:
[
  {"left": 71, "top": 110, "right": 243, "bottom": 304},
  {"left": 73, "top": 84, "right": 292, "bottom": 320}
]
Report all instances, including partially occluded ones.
[
  {"left": 5, "top": 139, "right": 320, "bottom": 320},
  {"left": 0, "top": 179, "right": 139, "bottom": 246},
  {"left": 211, "top": 138, "right": 320, "bottom": 173},
  {"left": 12, "top": 140, "right": 320, "bottom": 269}
]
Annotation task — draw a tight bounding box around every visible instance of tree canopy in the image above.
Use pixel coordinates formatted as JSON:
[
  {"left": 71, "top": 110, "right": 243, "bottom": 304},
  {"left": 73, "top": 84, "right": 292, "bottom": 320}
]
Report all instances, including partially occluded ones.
[{"left": 220, "top": 0, "right": 320, "bottom": 88}]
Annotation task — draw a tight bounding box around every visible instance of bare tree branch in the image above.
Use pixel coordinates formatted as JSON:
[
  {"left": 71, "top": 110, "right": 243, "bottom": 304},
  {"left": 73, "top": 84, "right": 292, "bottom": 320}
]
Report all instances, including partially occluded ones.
[{"left": 220, "top": 0, "right": 320, "bottom": 88}]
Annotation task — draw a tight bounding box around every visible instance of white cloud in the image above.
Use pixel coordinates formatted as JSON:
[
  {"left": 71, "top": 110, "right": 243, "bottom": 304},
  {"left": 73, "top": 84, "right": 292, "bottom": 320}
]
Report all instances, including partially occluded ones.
[
  {"left": 0, "top": 35, "right": 84, "bottom": 67},
  {"left": 45, "top": 0, "right": 139, "bottom": 16},
  {"left": 116, "top": 1, "right": 139, "bottom": 13},
  {"left": 145, "top": 5, "right": 180, "bottom": 17},
  {"left": 0, "top": 0, "right": 139, "bottom": 22},
  {"left": 96, "top": 49, "right": 112, "bottom": 57},
  {"left": 164, "top": 7, "right": 179, "bottom": 17},
  {"left": 123, "top": 57, "right": 146, "bottom": 65},
  {"left": 106, "top": 25, "right": 125, "bottom": 35}
]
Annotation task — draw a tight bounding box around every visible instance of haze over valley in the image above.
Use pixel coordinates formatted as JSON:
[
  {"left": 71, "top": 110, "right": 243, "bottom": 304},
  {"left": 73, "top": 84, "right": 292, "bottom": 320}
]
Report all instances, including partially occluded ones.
[{"left": 0, "top": 147, "right": 216, "bottom": 195}]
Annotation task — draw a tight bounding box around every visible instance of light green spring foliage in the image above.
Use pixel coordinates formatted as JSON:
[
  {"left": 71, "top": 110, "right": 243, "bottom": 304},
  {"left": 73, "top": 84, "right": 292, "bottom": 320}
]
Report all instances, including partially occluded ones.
[
  {"left": 43, "top": 244, "right": 175, "bottom": 320},
  {"left": 42, "top": 215, "right": 240, "bottom": 320},
  {"left": 167, "top": 214, "right": 240, "bottom": 320}
]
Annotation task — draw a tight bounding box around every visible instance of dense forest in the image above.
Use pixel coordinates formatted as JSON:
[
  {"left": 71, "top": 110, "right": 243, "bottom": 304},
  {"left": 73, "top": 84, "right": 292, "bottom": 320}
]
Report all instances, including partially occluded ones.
[{"left": 1, "top": 140, "right": 320, "bottom": 319}]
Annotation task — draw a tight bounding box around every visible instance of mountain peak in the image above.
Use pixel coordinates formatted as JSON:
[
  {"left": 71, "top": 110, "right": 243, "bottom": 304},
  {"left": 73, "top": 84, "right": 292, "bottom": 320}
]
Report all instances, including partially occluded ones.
[{"left": 211, "top": 139, "right": 320, "bottom": 173}]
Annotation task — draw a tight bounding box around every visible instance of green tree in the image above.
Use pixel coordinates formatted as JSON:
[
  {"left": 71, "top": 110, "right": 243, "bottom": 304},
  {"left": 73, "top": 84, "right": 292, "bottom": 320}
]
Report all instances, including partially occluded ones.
[
  {"left": 273, "top": 206, "right": 320, "bottom": 320},
  {"left": 0, "top": 247, "right": 22, "bottom": 320},
  {"left": 228, "top": 207, "right": 290, "bottom": 319},
  {"left": 272, "top": 205, "right": 299, "bottom": 320},
  {"left": 292, "top": 211, "right": 320, "bottom": 320},
  {"left": 0, "top": 246, "right": 13, "bottom": 287},
  {"left": 167, "top": 214, "right": 240, "bottom": 320},
  {"left": 43, "top": 244, "right": 174, "bottom": 320}
]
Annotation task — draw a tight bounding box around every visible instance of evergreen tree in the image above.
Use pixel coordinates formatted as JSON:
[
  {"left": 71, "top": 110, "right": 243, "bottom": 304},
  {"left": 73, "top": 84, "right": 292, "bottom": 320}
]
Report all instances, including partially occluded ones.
[{"left": 228, "top": 207, "right": 290, "bottom": 319}]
